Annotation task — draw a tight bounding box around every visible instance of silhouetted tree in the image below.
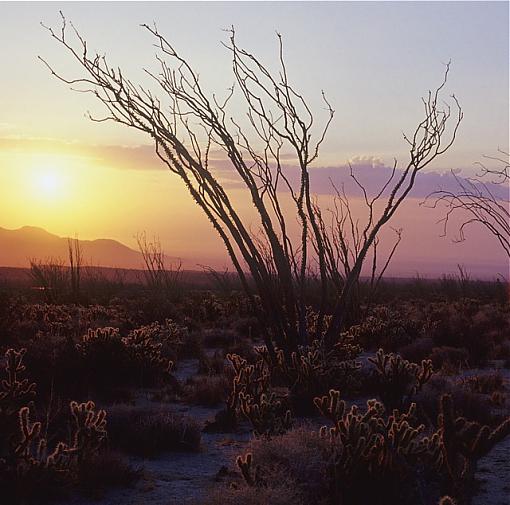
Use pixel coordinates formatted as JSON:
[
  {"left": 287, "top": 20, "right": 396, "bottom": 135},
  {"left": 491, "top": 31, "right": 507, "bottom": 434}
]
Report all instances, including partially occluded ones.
[
  {"left": 41, "top": 15, "right": 462, "bottom": 356},
  {"left": 425, "top": 149, "right": 509, "bottom": 257}
]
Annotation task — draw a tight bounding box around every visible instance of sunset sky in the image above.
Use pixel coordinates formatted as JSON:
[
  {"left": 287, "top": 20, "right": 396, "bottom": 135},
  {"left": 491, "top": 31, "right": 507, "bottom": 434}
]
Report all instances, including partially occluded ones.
[{"left": 0, "top": 1, "right": 508, "bottom": 276}]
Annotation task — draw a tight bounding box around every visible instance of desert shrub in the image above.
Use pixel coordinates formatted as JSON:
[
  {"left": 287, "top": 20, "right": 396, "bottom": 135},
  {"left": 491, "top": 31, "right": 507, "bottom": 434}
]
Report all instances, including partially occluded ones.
[
  {"left": 347, "top": 305, "right": 424, "bottom": 352},
  {"left": 202, "top": 328, "right": 237, "bottom": 348},
  {"left": 459, "top": 372, "right": 504, "bottom": 395},
  {"left": 400, "top": 337, "right": 435, "bottom": 363},
  {"left": 198, "top": 350, "right": 227, "bottom": 375},
  {"left": 426, "top": 300, "right": 508, "bottom": 366},
  {"left": 231, "top": 316, "right": 261, "bottom": 339},
  {"left": 493, "top": 340, "right": 510, "bottom": 367},
  {"left": 107, "top": 406, "right": 201, "bottom": 457},
  {"left": 184, "top": 374, "right": 230, "bottom": 407},
  {"left": 247, "top": 426, "right": 329, "bottom": 499},
  {"left": 429, "top": 346, "right": 469, "bottom": 373},
  {"left": 76, "top": 450, "right": 140, "bottom": 498},
  {"left": 368, "top": 348, "right": 433, "bottom": 410},
  {"left": 415, "top": 375, "right": 498, "bottom": 427},
  {"left": 202, "top": 481, "right": 306, "bottom": 505}
]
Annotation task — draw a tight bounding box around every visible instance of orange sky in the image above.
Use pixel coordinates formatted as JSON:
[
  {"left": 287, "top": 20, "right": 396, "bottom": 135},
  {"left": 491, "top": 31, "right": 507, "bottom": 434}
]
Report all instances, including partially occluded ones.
[{"left": 0, "top": 2, "right": 508, "bottom": 278}]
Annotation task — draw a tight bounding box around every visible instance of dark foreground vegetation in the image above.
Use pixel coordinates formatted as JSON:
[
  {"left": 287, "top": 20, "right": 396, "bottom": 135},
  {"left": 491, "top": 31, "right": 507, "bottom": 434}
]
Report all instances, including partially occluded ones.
[{"left": 0, "top": 270, "right": 509, "bottom": 505}]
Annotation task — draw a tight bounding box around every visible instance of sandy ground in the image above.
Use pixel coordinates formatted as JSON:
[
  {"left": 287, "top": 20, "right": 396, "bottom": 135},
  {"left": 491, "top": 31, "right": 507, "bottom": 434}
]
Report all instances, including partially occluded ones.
[{"left": 60, "top": 357, "right": 510, "bottom": 505}]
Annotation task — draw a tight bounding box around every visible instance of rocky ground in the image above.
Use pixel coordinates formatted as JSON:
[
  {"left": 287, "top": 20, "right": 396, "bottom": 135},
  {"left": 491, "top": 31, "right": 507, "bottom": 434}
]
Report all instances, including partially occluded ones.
[{"left": 61, "top": 359, "right": 510, "bottom": 505}]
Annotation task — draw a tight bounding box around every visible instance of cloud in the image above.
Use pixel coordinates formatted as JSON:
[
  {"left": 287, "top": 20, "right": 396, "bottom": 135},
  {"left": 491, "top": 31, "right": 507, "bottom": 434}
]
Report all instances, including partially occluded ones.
[{"left": 2, "top": 136, "right": 506, "bottom": 201}]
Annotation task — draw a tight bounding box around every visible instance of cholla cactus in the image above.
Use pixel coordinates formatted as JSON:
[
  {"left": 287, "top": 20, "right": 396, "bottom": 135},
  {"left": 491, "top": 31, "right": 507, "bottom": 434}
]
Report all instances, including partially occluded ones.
[
  {"left": 226, "top": 353, "right": 292, "bottom": 436},
  {"left": 257, "top": 339, "right": 361, "bottom": 403},
  {"left": 438, "top": 497, "right": 457, "bottom": 505},
  {"left": 314, "top": 389, "right": 442, "bottom": 502},
  {"left": 226, "top": 353, "right": 270, "bottom": 416},
  {"left": 80, "top": 326, "right": 121, "bottom": 346},
  {"left": 69, "top": 401, "right": 107, "bottom": 460},
  {"left": 437, "top": 394, "right": 510, "bottom": 490},
  {"left": 122, "top": 326, "right": 174, "bottom": 374},
  {"left": 369, "top": 348, "right": 433, "bottom": 410},
  {"left": 9, "top": 401, "right": 107, "bottom": 486},
  {"left": 13, "top": 406, "right": 71, "bottom": 477},
  {"left": 239, "top": 391, "right": 292, "bottom": 438},
  {"left": 236, "top": 452, "right": 263, "bottom": 487},
  {"left": 0, "top": 349, "right": 36, "bottom": 411}
]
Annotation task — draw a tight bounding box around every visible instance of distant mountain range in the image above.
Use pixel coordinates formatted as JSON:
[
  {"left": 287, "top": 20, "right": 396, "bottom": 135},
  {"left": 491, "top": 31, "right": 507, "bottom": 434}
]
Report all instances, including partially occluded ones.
[{"left": 0, "top": 226, "right": 149, "bottom": 269}]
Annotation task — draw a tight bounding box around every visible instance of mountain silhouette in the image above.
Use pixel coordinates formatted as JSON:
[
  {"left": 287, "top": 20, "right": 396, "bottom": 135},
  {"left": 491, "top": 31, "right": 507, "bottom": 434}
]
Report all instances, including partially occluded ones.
[{"left": 0, "top": 226, "right": 157, "bottom": 269}]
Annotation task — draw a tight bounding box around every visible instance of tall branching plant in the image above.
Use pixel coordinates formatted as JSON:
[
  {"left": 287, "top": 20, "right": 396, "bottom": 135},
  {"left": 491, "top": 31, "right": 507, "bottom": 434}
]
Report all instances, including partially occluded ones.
[{"left": 41, "top": 15, "right": 462, "bottom": 356}]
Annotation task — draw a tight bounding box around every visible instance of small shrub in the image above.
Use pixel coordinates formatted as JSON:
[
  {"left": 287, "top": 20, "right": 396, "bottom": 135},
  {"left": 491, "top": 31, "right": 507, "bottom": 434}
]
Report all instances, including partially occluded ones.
[
  {"left": 429, "top": 346, "right": 469, "bottom": 373},
  {"left": 184, "top": 375, "right": 230, "bottom": 407},
  {"left": 107, "top": 407, "right": 201, "bottom": 457},
  {"left": 459, "top": 372, "right": 504, "bottom": 395},
  {"left": 400, "top": 337, "right": 434, "bottom": 363},
  {"left": 76, "top": 450, "right": 140, "bottom": 498}
]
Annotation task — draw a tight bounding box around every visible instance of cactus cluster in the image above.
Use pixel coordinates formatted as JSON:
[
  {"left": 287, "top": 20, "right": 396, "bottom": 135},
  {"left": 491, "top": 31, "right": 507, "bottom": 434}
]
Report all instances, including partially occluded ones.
[
  {"left": 436, "top": 394, "right": 510, "bottom": 497},
  {"left": 0, "top": 348, "right": 108, "bottom": 502},
  {"left": 312, "top": 388, "right": 510, "bottom": 504},
  {"left": 257, "top": 338, "right": 361, "bottom": 406},
  {"left": 369, "top": 348, "right": 433, "bottom": 410},
  {"left": 226, "top": 353, "right": 291, "bottom": 437},
  {"left": 78, "top": 325, "right": 173, "bottom": 388},
  {"left": 314, "top": 389, "right": 441, "bottom": 502}
]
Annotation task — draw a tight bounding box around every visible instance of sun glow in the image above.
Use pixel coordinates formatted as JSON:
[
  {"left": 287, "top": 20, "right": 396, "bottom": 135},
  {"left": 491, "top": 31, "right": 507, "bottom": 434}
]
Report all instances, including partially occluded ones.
[
  {"left": 27, "top": 157, "right": 71, "bottom": 201},
  {"left": 36, "top": 169, "right": 62, "bottom": 197}
]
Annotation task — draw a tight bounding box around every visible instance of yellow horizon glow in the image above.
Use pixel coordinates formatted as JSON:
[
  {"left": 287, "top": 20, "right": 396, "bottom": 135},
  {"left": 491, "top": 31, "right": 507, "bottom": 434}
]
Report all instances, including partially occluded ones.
[{"left": 0, "top": 145, "right": 210, "bottom": 251}]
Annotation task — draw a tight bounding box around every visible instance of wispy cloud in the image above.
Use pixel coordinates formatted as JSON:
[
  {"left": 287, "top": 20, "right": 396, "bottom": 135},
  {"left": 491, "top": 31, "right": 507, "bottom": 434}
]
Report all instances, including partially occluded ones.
[{"left": 2, "top": 136, "right": 506, "bottom": 201}]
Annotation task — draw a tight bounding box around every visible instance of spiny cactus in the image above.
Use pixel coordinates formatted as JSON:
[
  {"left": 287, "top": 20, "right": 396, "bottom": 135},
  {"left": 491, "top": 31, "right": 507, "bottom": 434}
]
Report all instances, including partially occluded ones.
[
  {"left": 78, "top": 326, "right": 174, "bottom": 389},
  {"left": 226, "top": 353, "right": 270, "bottom": 415},
  {"left": 369, "top": 348, "right": 433, "bottom": 410},
  {"left": 313, "top": 389, "right": 443, "bottom": 503},
  {"left": 69, "top": 401, "right": 107, "bottom": 460},
  {"left": 239, "top": 391, "right": 292, "bottom": 438},
  {"left": 256, "top": 338, "right": 361, "bottom": 406},
  {"left": 438, "top": 497, "right": 457, "bottom": 505},
  {"left": 0, "top": 349, "right": 36, "bottom": 410},
  {"left": 236, "top": 452, "right": 263, "bottom": 487},
  {"left": 122, "top": 327, "right": 174, "bottom": 375},
  {"left": 436, "top": 393, "right": 510, "bottom": 490}
]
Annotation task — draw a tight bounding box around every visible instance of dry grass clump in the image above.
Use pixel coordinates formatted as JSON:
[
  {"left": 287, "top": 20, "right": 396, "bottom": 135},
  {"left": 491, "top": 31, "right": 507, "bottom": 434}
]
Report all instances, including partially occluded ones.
[
  {"left": 202, "top": 482, "right": 307, "bottom": 505},
  {"left": 76, "top": 450, "right": 141, "bottom": 499},
  {"left": 107, "top": 406, "right": 201, "bottom": 457},
  {"left": 248, "top": 426, "right": 329, "bottom": 498},
  {"left": 197, "top": 350, "right": 227, "bottom": 375},
  {"left": 460, "top": 372, "right": 504, "bottom": 395},
  {"left": 429, "top": 346, "right": 469, "bottom": 373},
  {"left": 415, "top": 375, "right": 499, "bottom": 427},
  {"left": 184, "top": 374, "right": 231, "bottom": 407}
]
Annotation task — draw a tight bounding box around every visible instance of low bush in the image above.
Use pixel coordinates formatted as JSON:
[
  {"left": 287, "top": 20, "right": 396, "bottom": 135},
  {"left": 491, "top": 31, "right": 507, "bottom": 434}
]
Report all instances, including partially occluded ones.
[
  {"left": 184, "top": 374, "right": 230, "bottom": 407},
  {"left": 107, "top": 407, "right": 201, "bottom": 457}
]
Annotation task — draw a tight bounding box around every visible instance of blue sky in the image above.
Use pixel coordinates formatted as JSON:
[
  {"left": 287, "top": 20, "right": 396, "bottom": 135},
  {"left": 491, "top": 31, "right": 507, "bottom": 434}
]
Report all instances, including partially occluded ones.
[{"left": 1, "top": 1, "right": 508, "bottom": 169}]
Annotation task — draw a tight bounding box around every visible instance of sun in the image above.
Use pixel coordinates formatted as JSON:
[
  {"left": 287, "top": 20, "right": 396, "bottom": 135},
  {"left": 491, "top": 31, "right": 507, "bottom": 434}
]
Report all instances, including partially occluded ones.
[
  {"left": 29, "top": 157, "right": 69, "bottom": 201},
  {"left": 37, "top": 170, "right": 61, "bottom": 196}
]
